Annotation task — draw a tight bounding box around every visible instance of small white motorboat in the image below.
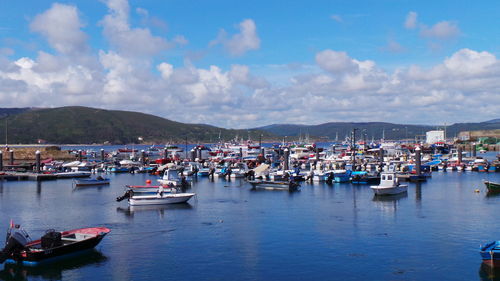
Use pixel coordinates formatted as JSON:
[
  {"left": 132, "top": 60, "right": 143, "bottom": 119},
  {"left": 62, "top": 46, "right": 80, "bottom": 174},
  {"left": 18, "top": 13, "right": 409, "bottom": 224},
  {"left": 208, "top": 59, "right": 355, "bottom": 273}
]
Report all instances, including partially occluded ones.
[
  {"left": 370, "top": 170, "right": 407, "bottom": 196},
  {"left": 116, "top": 187, "right": 195, "bottom": 206}
]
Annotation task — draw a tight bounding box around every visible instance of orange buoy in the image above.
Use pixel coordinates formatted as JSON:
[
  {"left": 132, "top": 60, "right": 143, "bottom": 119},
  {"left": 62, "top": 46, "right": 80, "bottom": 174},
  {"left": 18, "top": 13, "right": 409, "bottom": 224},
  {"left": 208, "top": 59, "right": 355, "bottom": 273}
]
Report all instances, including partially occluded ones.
[{"left": 146, "top": 179, "right": 152, "bottom": 185}]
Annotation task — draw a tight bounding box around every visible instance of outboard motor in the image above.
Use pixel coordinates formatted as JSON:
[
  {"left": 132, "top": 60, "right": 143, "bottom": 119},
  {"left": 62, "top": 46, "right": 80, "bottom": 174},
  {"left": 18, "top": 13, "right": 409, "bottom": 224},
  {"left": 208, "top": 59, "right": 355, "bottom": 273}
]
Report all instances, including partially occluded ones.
[
  {"left": 116, "top": 190, "right": 133, "bottom": 202},
  {"left": 0, "top": 225, "right": 30, "bottom": 263}
]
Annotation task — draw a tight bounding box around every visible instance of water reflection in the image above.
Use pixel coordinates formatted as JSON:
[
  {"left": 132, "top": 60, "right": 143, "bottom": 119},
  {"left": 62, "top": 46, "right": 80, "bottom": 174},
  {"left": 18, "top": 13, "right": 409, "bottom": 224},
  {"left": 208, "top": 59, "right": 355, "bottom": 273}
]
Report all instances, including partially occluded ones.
[
  {"left": 116, "top": 203, "right": 193, "bottom": 218},
  {"left": 479, "top": 263, "right": 500, "bottom": 281},
  {"left": 415, "top": 182, "right": 422, "bottom": 203},
  {"left": 72, "top": 184, "right": 110, "bottom": 193},
  {"left": 486, "top": 191, "right": 500, "bottom": 198},
  {"left": 0, "top": 250, "right": 107, "bottom": 281},
  {"left": 36, "top": 181, "right": 42, "bottom": 197},
  {"left": 372, "top": 193, "right": 408, "bottom": 214}
]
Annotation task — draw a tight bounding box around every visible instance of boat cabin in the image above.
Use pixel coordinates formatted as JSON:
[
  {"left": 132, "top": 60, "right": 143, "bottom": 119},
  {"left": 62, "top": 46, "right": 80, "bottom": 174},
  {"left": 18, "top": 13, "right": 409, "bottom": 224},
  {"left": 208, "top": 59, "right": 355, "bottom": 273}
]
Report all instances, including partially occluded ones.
[{"left": 379, "top": 172, "right": 400, "bottom": 187}]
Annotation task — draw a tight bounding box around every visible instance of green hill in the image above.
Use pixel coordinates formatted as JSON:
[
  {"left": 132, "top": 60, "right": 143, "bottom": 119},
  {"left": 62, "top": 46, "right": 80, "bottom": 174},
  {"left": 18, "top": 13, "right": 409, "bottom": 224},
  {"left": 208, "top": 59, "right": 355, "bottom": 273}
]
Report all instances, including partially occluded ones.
[{"left": 0, "top": 106, "right": 274, "bottom": 144}]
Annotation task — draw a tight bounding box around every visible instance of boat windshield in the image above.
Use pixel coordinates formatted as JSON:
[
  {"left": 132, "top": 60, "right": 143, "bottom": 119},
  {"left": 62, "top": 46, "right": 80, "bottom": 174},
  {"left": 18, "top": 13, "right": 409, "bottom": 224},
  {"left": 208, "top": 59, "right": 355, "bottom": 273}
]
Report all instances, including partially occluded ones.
[{"left": 167, "top": 170, "right": 180, "bottom": 180}]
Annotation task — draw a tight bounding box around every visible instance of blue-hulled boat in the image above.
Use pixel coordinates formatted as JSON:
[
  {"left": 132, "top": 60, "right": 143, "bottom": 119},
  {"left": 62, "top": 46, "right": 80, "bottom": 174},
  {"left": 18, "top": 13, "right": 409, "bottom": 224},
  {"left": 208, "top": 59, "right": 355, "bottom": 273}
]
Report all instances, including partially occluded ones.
[
  {"left": 333, "top": 170, "right": 352, "bottom": 183},
  {"left": 350, "top": 171, "right": 380, "bottom": 184},
  {"left": 480, "top": 241, "right": 500, "bottom": 266}
]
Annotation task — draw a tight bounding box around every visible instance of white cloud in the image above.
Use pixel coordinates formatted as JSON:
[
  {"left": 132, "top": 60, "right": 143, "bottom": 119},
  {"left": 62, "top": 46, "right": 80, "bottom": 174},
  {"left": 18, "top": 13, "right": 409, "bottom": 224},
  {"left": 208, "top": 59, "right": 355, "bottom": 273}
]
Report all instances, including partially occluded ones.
[
  {"left": 404, "top": 11, "right": 417, "bottom": 29},
  {"left": 315, "top": 50, "right": 358, "bottom": 73},
  {"left": 30, "top": 3, "right": 88, "bottom": 55},
  {"left": 101, "top": 0, "right": 172, "bottom": 56},
  {"left": 330, "top": 14, "right": 343, "bottom": 23},
  {"left": 420, "top": 21, "right": 460, "bottom": 40},
  {"left": 211, "top": 19, "right": 260, "bottom": 56},
  {"left": 1, "top": 0, "right": 498, "bottom": 128},
  {"left": 157, "top": 62, "right": 174, "bottom": 80}
]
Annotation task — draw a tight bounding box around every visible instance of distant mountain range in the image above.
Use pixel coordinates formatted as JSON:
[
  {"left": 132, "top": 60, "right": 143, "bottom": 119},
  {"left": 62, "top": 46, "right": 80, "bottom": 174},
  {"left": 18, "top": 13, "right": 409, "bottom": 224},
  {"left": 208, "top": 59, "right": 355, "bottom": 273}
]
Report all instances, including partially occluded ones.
[
  {"left": 0, "top": 106, "right": 498, "bottom": 144},
  {"left": 0, "top": 106, "right": 273, "bottom": 144},
  {"left": 254, "top": 121, "right": 500, "bottom": 141}
]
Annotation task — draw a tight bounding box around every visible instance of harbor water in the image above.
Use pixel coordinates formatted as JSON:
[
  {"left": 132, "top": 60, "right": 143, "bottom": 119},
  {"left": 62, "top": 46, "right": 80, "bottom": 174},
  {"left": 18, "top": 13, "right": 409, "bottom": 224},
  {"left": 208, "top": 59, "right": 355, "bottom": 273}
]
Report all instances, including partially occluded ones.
[{"left": 0, "top": 155, "right": 500, "bottom": 280}]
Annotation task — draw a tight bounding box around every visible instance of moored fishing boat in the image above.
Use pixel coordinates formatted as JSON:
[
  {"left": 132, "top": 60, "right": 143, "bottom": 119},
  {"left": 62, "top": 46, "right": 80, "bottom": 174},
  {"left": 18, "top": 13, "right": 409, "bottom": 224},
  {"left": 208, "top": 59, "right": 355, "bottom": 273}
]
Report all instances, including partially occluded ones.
[
  {"left": 370, "top": 169, "right": 407, "bottom": 196},
  {"left": 0, "top": 223, "right": 110, "bottom": 266}
]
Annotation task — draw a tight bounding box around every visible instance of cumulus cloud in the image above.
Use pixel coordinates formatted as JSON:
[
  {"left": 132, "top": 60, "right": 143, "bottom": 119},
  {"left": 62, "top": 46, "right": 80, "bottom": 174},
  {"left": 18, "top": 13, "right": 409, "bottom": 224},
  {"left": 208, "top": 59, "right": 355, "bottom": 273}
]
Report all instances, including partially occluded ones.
[
  {"left": 211, "top": 19, "right": 260, "bottom": 56},
  {"left": 420, "top": 21, "right": 460, "bottom": 40},
  {"left": 315, "top": 50, "right": 359, "bottom": 73},
  {"left": 30, "top": 3, "right": 88, "bottom": 55},
  {"left": 404, "top": 11, "right": 417, "bottom": 29},
  {"left": 100, "top": 0, "right": 172, "bottom": 56}
]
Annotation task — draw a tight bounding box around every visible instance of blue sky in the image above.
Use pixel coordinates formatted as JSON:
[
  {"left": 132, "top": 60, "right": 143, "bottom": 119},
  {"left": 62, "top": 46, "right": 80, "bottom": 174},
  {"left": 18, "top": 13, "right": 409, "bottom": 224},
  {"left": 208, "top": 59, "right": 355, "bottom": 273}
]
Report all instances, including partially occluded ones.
[{"left": 0, "top": 0, "right": 499, "bottom": 128}]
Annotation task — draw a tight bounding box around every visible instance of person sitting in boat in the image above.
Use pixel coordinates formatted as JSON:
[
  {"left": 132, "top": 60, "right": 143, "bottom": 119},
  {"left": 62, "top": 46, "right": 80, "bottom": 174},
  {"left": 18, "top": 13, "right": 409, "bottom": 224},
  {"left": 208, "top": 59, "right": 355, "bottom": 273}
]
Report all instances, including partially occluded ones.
[
  {"left": 96, "top": 175, "right": 104, "bottom": 180},
  {"left": 181, "top": 175, "right": 189, "bottom": 188}
]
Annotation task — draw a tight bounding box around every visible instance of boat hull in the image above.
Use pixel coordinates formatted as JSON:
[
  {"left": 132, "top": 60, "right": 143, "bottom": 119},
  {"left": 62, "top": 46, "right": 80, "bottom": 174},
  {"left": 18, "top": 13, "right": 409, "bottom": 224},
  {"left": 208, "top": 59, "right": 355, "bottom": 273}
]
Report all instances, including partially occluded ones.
[
  {"left": 74, "top": 179, "right": 110, "bottom": 186},
  {"left": 370, "top": 185, "right": 408, "bottom": 195},
  {"left": 485, "top": 181, "right": 500, "bottom": 192},
  {"left": 480, "top": 241, "right": 500, "bottom": 266},
  {"left": 3, "top": 227, "right": 110, "bottom": 266},
  {"left": 248, "top": 180, "right": 300, "bottom": 191},
  {"left": 129, "top": 193, "right": 195, "bottom": 206}
]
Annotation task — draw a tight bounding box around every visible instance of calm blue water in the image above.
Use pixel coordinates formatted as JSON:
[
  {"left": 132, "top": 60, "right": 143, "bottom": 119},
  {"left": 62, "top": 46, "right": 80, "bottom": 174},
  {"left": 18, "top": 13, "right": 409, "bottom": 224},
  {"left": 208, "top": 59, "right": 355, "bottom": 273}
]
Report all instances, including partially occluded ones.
[{"left": 0, "top": 168, "right": 500, "bottom": 280}]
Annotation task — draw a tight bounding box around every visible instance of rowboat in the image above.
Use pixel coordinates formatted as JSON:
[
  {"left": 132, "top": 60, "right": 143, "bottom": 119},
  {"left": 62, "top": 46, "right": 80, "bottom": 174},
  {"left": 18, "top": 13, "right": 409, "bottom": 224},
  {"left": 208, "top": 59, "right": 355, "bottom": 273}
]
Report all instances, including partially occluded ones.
[
  {"left": 484, "top": 180, "right": 500, "bottom": 192},
  {"left": 74, "top": 177, "right": 110, "bottom": 186},
  {"left": 0, "top": 224, "right": 110, "bottom": 266}
]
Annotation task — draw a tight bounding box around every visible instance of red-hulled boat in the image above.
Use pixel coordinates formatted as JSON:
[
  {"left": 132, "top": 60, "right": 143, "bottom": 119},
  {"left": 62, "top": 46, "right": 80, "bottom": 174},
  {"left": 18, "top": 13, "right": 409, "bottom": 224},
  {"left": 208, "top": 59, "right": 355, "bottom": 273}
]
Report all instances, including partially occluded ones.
[{"left": 0, "top": 224, "right": 110, "bottom": 266}]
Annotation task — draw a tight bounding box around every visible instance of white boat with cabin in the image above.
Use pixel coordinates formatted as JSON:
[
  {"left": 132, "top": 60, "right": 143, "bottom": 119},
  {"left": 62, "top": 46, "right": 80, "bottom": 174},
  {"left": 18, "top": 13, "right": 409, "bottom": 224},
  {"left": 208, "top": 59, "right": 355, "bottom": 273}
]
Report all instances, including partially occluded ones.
[{"left": 370, "top": 169, "right": 407, "bottom": 196}]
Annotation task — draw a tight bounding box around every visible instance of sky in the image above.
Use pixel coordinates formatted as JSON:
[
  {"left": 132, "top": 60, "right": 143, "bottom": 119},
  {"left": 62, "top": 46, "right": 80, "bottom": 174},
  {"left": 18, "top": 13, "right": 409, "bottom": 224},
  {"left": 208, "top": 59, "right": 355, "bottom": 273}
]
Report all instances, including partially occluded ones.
[{"left": 0, "top": 0, "right": 499, "bottom": 128}]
